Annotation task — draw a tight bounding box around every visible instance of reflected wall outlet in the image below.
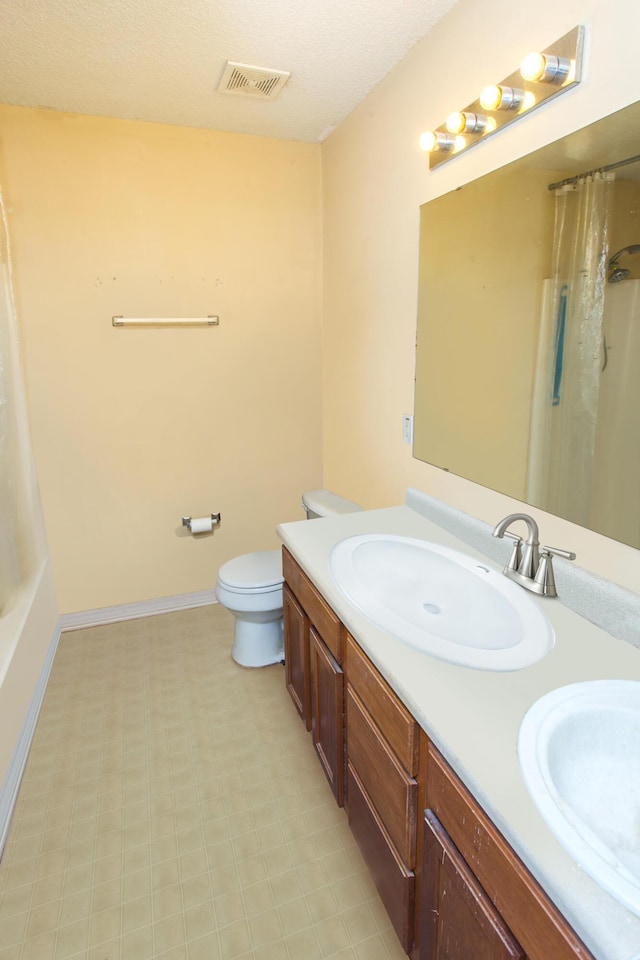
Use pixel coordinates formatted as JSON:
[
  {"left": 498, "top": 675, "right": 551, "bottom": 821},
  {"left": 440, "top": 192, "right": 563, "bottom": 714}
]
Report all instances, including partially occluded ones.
[{"left": 402, "top": 415, "right": 414, "bottom": 445}]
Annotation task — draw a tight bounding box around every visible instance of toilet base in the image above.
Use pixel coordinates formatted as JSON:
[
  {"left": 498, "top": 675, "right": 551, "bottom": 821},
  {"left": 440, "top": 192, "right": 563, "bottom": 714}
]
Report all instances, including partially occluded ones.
[{"left": 231, "top": 617, "right": 284, "bottom": 668}]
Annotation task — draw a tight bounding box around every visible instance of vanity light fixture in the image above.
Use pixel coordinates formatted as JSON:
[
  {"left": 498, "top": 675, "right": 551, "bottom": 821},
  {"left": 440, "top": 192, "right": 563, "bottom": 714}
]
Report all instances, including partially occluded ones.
[{"left": 421, "top": 25, "right": 584, "bottom": 169}]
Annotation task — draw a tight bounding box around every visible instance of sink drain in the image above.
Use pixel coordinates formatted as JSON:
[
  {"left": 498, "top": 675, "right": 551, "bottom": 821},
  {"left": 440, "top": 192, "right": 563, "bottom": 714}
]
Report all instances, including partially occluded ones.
[{"left": 423, "top": 602, "right": 441, "bottom": 615}]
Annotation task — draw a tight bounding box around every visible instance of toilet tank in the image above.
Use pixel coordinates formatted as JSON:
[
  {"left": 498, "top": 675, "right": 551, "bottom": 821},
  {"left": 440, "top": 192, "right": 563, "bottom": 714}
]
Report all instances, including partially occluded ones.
[{"left": 301, "top": 489, "right": 363, "bottom": 520}]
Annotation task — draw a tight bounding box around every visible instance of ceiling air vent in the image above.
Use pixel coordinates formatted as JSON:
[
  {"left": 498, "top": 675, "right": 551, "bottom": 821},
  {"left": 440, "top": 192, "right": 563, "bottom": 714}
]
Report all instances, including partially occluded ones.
[{"left": 218, "top": 62, "right": 290, "bottom": 101}]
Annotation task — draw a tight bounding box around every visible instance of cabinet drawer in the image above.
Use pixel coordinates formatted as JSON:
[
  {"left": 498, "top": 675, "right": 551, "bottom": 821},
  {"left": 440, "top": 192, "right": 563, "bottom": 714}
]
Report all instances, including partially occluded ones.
[
  {"left": 282, "top": 548, "right": 344, "bottom": 662},
  {"left": 347, "top": 763, "right": 415, "bottom": 954},
  {"left": 427, "top": 744, "right": 595, "bottom": 960},
  {"left": 346, "top": 633, "right": 419, "bottom": 775},
  {"left": 421, "top": 809, "right": 525, "bottom": 960},
  {"left": 347, "top": 686, "right": 417, "bottom": 866}
]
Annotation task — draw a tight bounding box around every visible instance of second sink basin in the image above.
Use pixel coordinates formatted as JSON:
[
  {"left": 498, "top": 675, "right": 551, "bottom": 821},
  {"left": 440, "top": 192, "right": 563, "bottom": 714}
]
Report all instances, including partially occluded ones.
[
  {"left": 518, "top": 680, "right": 640, "bottom": 916},
  {"left": 329, "top": 534, "right": 553, "bottom": 670}
]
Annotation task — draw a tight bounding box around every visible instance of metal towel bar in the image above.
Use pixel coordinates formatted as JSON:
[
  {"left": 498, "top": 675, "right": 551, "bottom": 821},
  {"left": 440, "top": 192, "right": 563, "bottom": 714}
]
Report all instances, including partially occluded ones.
[{"left": 112, "top": 315, "right": 219, "bottom": 327}]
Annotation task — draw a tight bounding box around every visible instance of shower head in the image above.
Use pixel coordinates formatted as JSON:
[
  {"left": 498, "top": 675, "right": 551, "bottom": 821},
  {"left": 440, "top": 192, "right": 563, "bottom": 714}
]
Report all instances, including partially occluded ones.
[
  {"left": 607, "top": 244, "right": 640, "bottom": 283},
  {"left": 609, "top": 267, "right": 631, "bottom": 283}
]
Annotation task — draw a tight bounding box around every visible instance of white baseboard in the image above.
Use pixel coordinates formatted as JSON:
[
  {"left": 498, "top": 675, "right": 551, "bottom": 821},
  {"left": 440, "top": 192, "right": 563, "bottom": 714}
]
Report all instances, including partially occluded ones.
[
  {"left": 0, "top": 620, "right": 62, "bottom": 857},
  {"left": 59, "top": 589, "right": 218, "bottom": 632}
]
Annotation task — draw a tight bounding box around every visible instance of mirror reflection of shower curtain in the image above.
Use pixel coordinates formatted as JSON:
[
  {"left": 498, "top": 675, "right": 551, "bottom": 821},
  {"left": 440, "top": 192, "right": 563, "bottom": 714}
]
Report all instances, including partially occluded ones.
[
  {"left": 527, "top": 173, "right": 614, "bottom": 525},
  {"left": 590, "top": 280, "right": 640, "bottom": 546}
]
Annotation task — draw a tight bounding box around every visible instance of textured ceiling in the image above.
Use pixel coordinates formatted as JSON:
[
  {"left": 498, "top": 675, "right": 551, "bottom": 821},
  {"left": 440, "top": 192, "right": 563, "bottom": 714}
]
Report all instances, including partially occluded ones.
[{"left": 0, "top": 0, "right": 459, "bottom": 142}]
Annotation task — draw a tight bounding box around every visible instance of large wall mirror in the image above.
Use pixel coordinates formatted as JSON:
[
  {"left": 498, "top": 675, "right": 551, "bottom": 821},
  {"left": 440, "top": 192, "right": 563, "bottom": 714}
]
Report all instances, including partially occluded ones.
[{"left": 414, "top": 99, "right": 640, "bottom": 550}]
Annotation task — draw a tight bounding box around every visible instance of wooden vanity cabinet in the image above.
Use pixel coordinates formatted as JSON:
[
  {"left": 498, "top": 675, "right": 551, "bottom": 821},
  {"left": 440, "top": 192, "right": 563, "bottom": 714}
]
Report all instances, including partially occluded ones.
[
  {"left": 421, "top": 742, "right": 595, "bottom": 960},
  {"left": 282, "top": 548, "right": 346, "bottom": 805},
  {"left": 281, "top": 548, "right": 596, "bottom": 960},
  {"left": 345, "top": 633, "right": 420, "bottom": 954}
]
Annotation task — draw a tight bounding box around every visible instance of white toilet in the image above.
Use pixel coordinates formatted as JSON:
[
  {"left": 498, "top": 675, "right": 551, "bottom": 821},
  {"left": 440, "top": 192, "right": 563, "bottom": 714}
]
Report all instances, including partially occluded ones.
[{"left": 215, "top": 489, "right": 362, "bottom": 667}]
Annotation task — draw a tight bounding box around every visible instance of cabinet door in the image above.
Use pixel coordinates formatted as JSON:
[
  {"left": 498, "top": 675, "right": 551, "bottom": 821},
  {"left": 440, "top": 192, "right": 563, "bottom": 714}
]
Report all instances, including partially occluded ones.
[
  {"left": 310, "top": 627, "right": 344, "bottom": 806},
  {"left": 283, "top": 584, "right": 311, "bottom": 730},
  {"left": 348, "top": 763, "right": 415, "bottom": 953},
  {"left": 420, "top": 809, "right": 525, "bottom": 960},
  {"left": 426, "top": 744, "right": 593, "bottom": 960}
]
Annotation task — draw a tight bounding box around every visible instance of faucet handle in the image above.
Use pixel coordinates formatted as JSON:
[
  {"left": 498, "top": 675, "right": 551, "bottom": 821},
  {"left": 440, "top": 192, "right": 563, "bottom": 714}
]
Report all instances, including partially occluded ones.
[
  {"left": 533, "top": 545, "right": 576, "bottom": 598},
  {"left": 503, "top": 532, "right": 522, "bottom": 573},
  {"left": 541, "top": 545, "right": 576, "bottom": 561}
]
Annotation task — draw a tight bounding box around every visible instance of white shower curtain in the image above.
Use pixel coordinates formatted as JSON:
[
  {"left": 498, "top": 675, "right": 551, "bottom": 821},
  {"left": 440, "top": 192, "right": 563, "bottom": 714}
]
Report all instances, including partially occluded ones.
[
  {"left": 527, "top": 173, "right": 614, "bottom": 526},
  {"left": 590, "top": 279, "right": 640, "bottom": 546}
]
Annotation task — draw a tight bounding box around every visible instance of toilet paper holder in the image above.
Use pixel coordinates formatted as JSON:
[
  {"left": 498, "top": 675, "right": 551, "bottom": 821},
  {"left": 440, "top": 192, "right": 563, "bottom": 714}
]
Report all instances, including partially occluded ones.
[{"left": 182, "top": 513, "right": 221, "bottom": 530}]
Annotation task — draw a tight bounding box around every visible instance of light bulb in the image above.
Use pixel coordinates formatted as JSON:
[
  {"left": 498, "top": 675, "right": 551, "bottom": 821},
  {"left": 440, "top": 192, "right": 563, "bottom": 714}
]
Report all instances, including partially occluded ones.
[
  {"left": 446, "top": 111, "right": 490, "bottom": 135},
  {"left": 520, "top": 52, "right": 546, "bottom": 82},
  {"left": 480, "top": 85, "right": 524, "bottom": 111},
  {"left": 419, "top": 130, "right": 457, "bottom": 153},
  {"left": 445, "top": 112, "right": 466, "bottom": 135},
  {"left": 520, "top": 51, "right": 572, "bottom": 84},
  {"left": 479, "top": 86, "right": 502, "bottom": 111},
  {"left": 419, "top": 131, "right": 437, "bottom": 152}
]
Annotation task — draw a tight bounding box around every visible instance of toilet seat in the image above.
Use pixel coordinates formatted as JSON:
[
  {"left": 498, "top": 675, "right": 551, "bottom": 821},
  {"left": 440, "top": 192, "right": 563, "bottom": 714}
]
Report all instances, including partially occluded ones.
[
  {"left": 215, "top": 491, "right": 362, "bottom": 668},
  {"left": 217, "top": 549, "right": 283, "bottom": 594},
  {"left": 215, "top": 549, "right": 284, "bottom": 667}
]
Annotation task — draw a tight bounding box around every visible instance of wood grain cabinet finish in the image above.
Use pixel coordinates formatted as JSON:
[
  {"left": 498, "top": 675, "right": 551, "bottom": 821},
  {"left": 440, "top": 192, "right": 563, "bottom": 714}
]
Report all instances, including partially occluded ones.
[
  {"left": 346, "top": 633, "right": 419, "bottom": 775},
  {"left": 310, "top": 627, "right": 345, "bottom": 806},
  {"left": 347, "top": 763, "right": 415, "bottom": 952},
  {"left": 282, "top": 549, "right": 596, "bottom": 960},
  {"left": 282, "top": 548, "right": 344, "bottom": 662},
  {"left": 282, "top": 549, "right": 347, "bottom": 804},
  {"left": 283, "top": 583, "right": 311, "bottom": 730},
  {"left": 345, "top": 643, "right": 419, "bottom": 953},
  {"left": 426, "top": 743, "right": 595, "bottom": 960},
  {"left": 420, "top": 809, "right": 525, "bottom": 960},
  {"left": 346, "top": 686, "right": 417, "bottom": 866}
]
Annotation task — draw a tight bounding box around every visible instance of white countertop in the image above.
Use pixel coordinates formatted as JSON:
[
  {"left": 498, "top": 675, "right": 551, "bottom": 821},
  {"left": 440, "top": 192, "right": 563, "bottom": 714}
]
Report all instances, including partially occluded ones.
[{"left": 277, "top": 504, "right": 640, "bottom": 960}]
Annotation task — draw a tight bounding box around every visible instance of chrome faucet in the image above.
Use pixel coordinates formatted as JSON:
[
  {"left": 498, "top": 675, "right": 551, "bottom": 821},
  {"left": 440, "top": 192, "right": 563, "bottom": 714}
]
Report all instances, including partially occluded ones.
[{"left": 492, "top": 513, "right": 575, "bottom": 597}]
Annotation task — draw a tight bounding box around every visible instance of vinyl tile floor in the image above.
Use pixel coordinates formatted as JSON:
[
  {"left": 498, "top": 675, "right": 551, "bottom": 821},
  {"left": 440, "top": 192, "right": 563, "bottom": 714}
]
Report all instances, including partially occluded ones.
[{"left": 0, "top": 604, "right": 407, "bottom": 960}]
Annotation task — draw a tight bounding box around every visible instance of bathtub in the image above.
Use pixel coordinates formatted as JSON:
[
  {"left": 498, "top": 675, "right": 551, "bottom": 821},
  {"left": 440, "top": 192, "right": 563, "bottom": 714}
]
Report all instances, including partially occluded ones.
[
  {"left": 0, "top": 194, "right": 59, "bottom": 856},
  {"left": 0, "top": 558, "right": 59, "bottom": 856}
]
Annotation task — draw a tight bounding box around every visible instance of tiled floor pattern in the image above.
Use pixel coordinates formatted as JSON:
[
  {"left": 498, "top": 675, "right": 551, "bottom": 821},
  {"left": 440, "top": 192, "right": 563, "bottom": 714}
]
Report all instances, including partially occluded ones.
[{"left": 0, "top": 604, "right": 406, "bottom": 960}]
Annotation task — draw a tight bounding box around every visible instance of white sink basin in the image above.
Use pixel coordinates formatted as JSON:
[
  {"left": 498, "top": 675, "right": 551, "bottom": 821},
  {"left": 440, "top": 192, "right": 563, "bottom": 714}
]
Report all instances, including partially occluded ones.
[
  {"left": 329, "top": 534, "right": 553, "bottom": 670},
  {"left": 518, "top": 680, "right": 640, "bottom": 916}
]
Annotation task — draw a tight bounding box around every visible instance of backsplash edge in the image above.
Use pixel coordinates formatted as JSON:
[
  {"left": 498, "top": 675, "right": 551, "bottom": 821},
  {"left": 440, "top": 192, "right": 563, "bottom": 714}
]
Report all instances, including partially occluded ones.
[{"left": 406, "top": 488, "right": 640, "bottom": 649}]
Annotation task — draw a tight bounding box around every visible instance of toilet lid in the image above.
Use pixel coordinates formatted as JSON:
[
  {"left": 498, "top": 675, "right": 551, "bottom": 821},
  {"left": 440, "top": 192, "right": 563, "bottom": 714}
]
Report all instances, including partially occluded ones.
[{"left": 217, "top": 549, "right": 283, "bottom": 590}]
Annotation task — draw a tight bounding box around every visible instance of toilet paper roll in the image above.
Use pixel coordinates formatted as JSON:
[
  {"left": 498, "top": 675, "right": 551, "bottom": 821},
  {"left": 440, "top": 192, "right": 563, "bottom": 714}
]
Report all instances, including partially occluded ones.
[{"left": 190, "top": 516, "right": 213, "bottom": 534}]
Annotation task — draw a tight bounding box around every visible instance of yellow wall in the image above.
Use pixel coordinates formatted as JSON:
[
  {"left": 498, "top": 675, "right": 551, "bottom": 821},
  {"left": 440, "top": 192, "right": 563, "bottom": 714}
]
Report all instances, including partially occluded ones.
[
  {"left": 3, "top": 2, "right": 640, "bottom": 624},
  {"left": 322, "top": 0, "right": 640, "bottom": 593},
  {"left": 0, "top": 106, "right": 323, "bottom": 613},
  {"left": 611, "top": 180, "right": 640, "bottom": 278}
]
